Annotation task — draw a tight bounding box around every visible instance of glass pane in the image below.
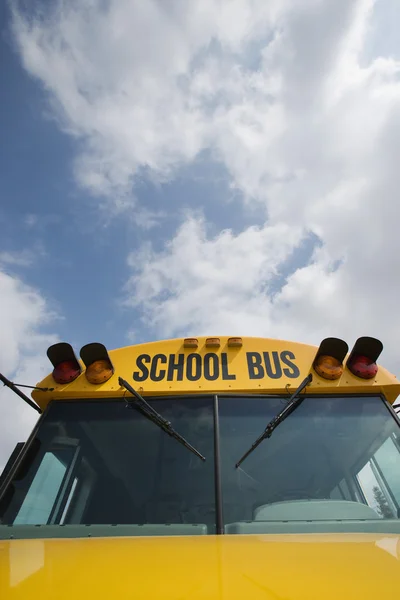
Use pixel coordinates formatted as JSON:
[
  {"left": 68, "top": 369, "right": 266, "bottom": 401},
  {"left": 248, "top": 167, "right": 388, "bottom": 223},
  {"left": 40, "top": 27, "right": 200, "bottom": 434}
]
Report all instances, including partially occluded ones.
[
  {"left": 338, "top": 479, "right": 352, "bottom": 501},
  {"left": 329, "top": 486, "right": 343, "bottom": 500},
  {"left": 330, "top": 479, "right": 352, "bottom": 501},
  {"left": 356, "top": 462, "right": 395, "bottom": 518},
  {"left": 14, "top": 450, "right": 72, "bottom": 525},
  {"left": 374, "top": 437, "right": 400, "bottom": 507},
  {"left": 219, "top": 396, "right": 400, "bottom": 530},
  {"left": 0, "top": 399, "right": 215, "bottom": 534}
]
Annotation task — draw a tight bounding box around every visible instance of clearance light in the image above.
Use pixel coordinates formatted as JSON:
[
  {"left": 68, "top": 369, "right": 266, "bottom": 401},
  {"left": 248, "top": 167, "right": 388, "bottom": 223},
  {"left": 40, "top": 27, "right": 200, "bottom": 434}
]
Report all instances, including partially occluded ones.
[
  {"left": 47, "top": 343, "right": 81, "bottom": 385},
  {"left": 228, "top": 337, "right": 243, "bottom": 347},
  {"left": 80, "top": 343, "right": 114, "bottom": 384},
  {"left": 347, "top": 337, "right": 383, "bottom": 380},
  {"left": 184, "top": 338, "right": 198, "bottom": 348},
  {"left": 206, "top": 337, "right": 220, "bottom": 348},
  {"left": 312, "top": 338, "right": 348, "bottom": 381}
]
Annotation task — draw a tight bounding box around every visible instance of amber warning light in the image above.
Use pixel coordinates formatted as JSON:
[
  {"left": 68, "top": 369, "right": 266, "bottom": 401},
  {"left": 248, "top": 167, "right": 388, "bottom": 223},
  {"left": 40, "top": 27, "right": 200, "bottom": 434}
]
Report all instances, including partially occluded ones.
[
  {"left": 312, "top": 338, "right": 348, "bottom": 381},
  {"left": 80, "top": 342, "right": 114, "bottom": 384}
]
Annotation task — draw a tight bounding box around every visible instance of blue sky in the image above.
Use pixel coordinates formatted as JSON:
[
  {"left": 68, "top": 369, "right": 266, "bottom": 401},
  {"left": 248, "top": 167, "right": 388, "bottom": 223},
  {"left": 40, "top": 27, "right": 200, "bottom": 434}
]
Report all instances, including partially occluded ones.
[
  {"left": 1, "top": 6, "right": 235, "bottom": 349},
  {"left": 1, "top": 0, "right": 400, "bottom": 465}
]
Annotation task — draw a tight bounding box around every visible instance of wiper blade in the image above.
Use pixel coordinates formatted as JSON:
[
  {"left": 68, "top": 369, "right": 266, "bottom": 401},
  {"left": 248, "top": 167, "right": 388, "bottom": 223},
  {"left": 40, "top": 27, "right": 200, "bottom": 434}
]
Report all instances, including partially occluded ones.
[
  {"left": 235, "top": 373, "right": 313, "bottom": 468},
  {"left": 118, "top": 377, "right": 206, "bottom": 462}
]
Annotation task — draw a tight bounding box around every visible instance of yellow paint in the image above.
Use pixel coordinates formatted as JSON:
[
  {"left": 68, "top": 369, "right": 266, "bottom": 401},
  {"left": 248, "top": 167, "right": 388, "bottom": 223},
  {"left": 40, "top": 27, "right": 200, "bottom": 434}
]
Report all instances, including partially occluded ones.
[
  {"left": 1, "top": 533, "right": 400, "bottom": 599},
  {"left": 32, "top": 337, "right": 400, "bottom": 409}
]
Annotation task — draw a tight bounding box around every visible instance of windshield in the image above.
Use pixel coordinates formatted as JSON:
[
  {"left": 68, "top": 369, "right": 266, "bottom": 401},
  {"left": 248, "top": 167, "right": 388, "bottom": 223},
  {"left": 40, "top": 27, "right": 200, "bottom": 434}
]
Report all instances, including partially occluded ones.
[
  {"left": 220, "top": 396, "right": 400, "bottom": 531},
  {"left": 1, "top": 395, "right": 400, "bottom": 537}
]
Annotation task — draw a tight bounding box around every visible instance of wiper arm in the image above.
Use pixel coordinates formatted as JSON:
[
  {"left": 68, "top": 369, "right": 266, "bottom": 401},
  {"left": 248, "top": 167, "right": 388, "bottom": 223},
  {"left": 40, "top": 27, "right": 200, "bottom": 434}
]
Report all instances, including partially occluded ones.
[
  {"left": 118, "top": 377, "right": 206, "bottom": 462},
  {"left": 235, "top": 373, "right": 313, "bottom": 468}
]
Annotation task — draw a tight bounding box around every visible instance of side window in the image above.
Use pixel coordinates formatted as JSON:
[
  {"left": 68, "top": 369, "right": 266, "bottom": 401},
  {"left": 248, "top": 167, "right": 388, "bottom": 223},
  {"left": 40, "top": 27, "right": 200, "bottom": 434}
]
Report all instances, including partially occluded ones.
[
  {"left": 356, "top": 462, "right": 394, "bottom": 518},
  {"left": 355, "top": 435, "right": 400, "bottom": 520},
  {"left": 373, "top": 437, "right": 400, "bottom": 511},
  {"left": 14, "top": 445, "right": 77, "bottom": 525}
]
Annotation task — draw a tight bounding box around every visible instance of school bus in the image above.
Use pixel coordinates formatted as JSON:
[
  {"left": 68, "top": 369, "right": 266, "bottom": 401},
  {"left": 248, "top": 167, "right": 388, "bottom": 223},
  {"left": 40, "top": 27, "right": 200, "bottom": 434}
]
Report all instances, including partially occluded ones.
[{"left": 1, "top": 335, "right": 400, "bottom": 599}]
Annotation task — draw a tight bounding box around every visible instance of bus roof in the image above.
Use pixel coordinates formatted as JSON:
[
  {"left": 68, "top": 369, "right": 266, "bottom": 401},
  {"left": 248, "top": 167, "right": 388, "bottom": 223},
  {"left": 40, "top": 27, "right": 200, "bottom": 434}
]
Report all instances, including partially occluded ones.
[{"left": 31, "top": 336, "right": 400, "bottom": 409}]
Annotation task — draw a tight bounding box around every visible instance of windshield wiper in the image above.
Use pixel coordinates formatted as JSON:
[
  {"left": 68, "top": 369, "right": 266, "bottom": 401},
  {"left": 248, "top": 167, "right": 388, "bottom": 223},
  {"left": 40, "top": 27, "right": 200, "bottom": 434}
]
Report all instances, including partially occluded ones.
[
  {"left": 235, "top": 373, "right": 313, "bottom": 468},
  {"left": 118, "top": 377, "right": 206, "bottom": 462}
]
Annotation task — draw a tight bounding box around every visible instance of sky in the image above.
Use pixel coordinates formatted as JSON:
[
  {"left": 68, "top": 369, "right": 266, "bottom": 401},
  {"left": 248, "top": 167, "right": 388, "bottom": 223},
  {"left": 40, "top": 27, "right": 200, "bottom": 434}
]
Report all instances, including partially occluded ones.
[{"left": 1, "top": 0, "right": 400, "bottom": 469}]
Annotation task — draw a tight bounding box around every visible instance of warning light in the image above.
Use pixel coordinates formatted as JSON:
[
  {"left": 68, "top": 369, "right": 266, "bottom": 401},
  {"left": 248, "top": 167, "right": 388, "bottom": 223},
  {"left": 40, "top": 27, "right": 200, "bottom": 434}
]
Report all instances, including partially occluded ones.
[
  {"left": 80, "top": 343, "right": 114, "bottom": 384},
  {"left": 347, "top": 355, "right": 378, "bottom": 379},
  {"left": 312, "top": 338, "right": 348, "bottom": 381},
  {"left": 314, "top": 355, "right": 343, "bottom": 380},
  {"left": 347, "top": 337, "right": 383, "bottom": 380},
  {"left": 47, "top": 343, "right": 81, "bottom": 384}
]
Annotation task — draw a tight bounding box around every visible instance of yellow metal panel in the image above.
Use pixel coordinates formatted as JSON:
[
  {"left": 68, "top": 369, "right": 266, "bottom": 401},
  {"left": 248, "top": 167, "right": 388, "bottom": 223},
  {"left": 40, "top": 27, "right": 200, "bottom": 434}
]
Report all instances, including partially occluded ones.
[
  {"left": 1, "top": 534, "right": 400, "bottom": 599},
  {"left": 32, "top": 337, "right": 400, "bottom": 409}
]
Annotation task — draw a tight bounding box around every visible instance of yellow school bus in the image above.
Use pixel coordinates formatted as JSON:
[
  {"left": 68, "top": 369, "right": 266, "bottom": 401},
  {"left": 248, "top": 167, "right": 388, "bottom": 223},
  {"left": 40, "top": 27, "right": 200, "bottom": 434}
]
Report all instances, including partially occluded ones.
[{"left": 1, "top": 335, "right": 400, "bottom": 598}]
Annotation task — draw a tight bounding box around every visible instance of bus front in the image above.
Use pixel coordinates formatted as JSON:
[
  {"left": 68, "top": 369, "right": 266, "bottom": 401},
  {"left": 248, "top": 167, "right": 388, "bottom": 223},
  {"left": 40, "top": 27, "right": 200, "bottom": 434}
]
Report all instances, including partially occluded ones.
[{"left": 1, "top": 335, "right": 400, "bottom": 599}]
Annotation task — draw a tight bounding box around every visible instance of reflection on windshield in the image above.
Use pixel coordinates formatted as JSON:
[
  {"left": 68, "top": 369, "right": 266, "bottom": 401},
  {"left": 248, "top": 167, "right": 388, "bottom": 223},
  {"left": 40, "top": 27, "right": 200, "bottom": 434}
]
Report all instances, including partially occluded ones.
[{"left": 1, "top": 395, "right": 400, "bottom": 536}]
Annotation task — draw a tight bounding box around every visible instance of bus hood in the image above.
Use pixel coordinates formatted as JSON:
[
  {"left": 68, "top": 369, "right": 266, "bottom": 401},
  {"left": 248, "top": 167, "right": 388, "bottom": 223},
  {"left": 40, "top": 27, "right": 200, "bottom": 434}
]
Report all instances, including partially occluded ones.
[{"left": 1, "top": 533, "right": 400, "bottom": 599}]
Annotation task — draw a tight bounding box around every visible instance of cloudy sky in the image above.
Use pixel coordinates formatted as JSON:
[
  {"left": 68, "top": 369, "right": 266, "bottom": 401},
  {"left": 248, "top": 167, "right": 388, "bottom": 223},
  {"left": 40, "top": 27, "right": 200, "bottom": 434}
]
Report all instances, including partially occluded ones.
[{"left": 1, "top": 0, "right": 400, "bottom": 468}]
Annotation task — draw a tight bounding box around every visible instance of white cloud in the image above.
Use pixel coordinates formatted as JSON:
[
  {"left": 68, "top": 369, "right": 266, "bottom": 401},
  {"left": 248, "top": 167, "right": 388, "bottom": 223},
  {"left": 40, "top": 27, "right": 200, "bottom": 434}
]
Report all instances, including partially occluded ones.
[
  {"left": 134, "top": 207, "right": 167, "bottom": 230},
  {"left": 120, "top": 0, "right": 400, "bottom": 384},
  {"left": 0, "top": 245, "right": 47, "bottom": 268},
  {"left": 125, "top": 215, "right": 304, "bottom": 333},
  {"left": 11, "top": 1, "right": 400, "bottom": 393},
  {"left": 0, "top": 271, "right": 59, "bottom": 471},
  {"left": 0, "top": 251, "right": 33, "bottom": 267},
  {"left": 125, "top": 212, "right": 400, "bottom": 380},
  {"left": 10, "top": 0, "right": 286, "bottom": 201}
]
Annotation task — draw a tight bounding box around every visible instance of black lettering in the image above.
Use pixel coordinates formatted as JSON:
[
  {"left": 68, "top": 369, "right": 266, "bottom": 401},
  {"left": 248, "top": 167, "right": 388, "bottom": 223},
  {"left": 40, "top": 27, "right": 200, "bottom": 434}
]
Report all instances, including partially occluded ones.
[
  {"left": 204, "top": 353, "right": 219, "bottom": 381},
  {"left": 133, "top": 354, "right": 150, "bottom": 382},
  {"left": 221, "top": 353, "right": 236, "bottom": 380},
  {"left": 280, "top": 350, "right": 300, "bottom": 378},
  {"left": 150, "top": 354, "right": 167, "bottom": 382},
  {"left": 186, "top": 354, "right": 202, "bottom": 381},
  {"left": 263, "top": 351, "right": 282, "bottom": 379},
  {"left": 246, "top": 352, "right": 264, "bottom": 379},
  {"left": 167, "top": 354, "right": 184, "bottom": 381}
]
